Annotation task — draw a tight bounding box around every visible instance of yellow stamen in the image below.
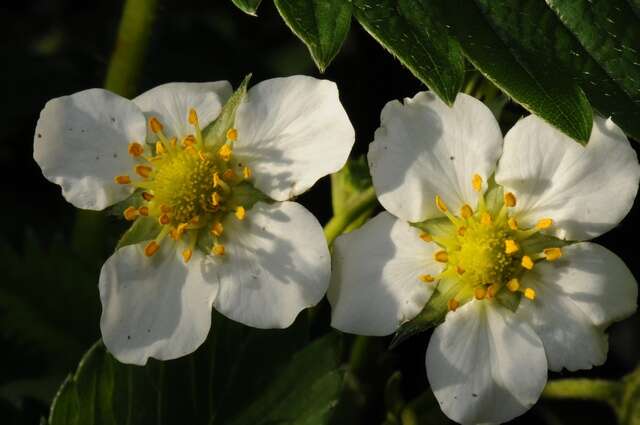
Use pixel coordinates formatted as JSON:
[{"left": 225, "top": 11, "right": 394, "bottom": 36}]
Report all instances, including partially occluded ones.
[
  {"left": 159, "top": 214, "right": 171, "bottom": 225},
  {"left": 142, "top": 192, "right": 154, "bottom": 201},
  {"left": 123, "top": 207, "right": 138, "bottom": 221},
  {"left": 223, "top": 169, "right": 236, "bottom": 181},
  {"left": 235, "top": 206, "right": 246, "bottom": 220},
  {"left": 160, "top": 204, "right": 172, "bottom": 214},
  {"left": 435, "top": 195, "right": 448, "bottom": 212},
  {"left": 504, "top": 192, "right": 517, "bottom": 207},
  {"left": 419, "top": 274, "right": 435, "bottom": 283},
  {"left": 114, "top": 175, "right": 131, "bottom": 185},
  {"left": 218, "top": 144, "right": 232, "bottom": 161},
  {"left": 128, "top": 142, "right": 144, "bottom": 157},
  {"left": 434, "top": 250, "right": 448, "bottom": 263},
  {"left": 524, "top": 287, "right": 536, "bottom": 300},
  {"left": 188, "top": 108, "right": 199, "bottom": 126},
  {"left": 211, "top": 221, "right": 224, "bottom": 237},
  {"left": 211, "top": 192, "right": 222, "bottom": 207},
  {"left": 460, "top": 204, "right": 473, "bottom": 219},
  {"left": 138, "top": 206, "right": 149, "bottom": 216},
  {"left": 472, "top": 174, "right": 483, "bottom": 192},
  {"left": 149, "top": 117, "right": 163, "bottom": 133},
  {"left": 543, "top": 247, "right": 563, "bottom": 261},
  {"left": 474, "top": 286, "right": 487, "bottom": 300},
  {"left": 457, "top": 226, "right": 466, "bottom": 236},
  {"left": 182, "top": 134, "right": 196, "bottom": 147},
  {"left": 507, "top": 278, "right": 520, "bottom": 292},
  {"left": 226, "top": 128, "right": 238, "bottom": 141},
  {"left": 155, "top": 141, "right": 166, "bottom": 155},
  {"left": 135, "top": 165, "right": 152, "bottom": 178},
  {"left": 243, "top": 166, "right": 252, "bottom": 180},
  {"left": 487, "top": 283, "right": 500, "bottom": 298},
  {"left": 447, "top": 298, "right": 460, "bottom": 311},
  {"left": 144, "top": 241, "right": 160, "bottom": 257},
  {"left": 481, "top": 212, "right": 492, "bottom": 225},
  {"left": 419, "top": 232, "right": 432, "bottom": 242},
  {"left": 182, "top": 248, "right": 193, "bottom": 263},
  {"left": 456, "top": 266, "right": 466, "bottom": 275},
  {"left": 508, "top": 217, "right": 519, "bottom": 230},
  {"left": 504, "top": 239, "right": 519, "bottom": 254},
  {"left": 212, "top": 243, "right": 225, "bottom": 256},
  {"left": 536, "top": 218, "right": 554, "bottom": 229},
  {"left": 521, "top": 255, "right": 534, "bottom": 270}
]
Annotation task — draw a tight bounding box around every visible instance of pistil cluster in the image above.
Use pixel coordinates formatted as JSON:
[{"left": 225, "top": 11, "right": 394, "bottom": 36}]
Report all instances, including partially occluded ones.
[
  {"left": 114, "top": 109, "right": 252, "bottom": 262},
  {"left": 418, "top": 174, "right": 563, "bottom": 311}
]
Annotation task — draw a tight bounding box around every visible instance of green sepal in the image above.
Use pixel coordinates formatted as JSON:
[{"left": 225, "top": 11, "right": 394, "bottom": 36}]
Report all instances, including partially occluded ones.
[
  {"left": 116, "top": 216, "right": 160, "bottom": 250},
  {"left": 203, "top": 74, "right": 252, "bottom": 149},
  {"left": 495, "top": 289, "right": 521, "bottom": 313}
]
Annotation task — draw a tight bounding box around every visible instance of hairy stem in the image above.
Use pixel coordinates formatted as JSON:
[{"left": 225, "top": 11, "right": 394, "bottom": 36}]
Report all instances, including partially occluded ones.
[
  {"left": 324, "top": 186, "right": 377, "bottom": 246},
  {"left": 542, "top": 378, "right": 621, "bottom": 405}
]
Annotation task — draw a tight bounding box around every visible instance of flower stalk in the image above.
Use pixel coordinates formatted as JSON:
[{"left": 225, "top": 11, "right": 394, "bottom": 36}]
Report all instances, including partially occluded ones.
[{"left": 324, "top": 186, "right": 377, "bottom": 246}]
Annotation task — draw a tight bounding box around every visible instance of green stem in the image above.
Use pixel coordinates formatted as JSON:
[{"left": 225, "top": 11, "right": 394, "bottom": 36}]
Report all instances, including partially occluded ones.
[
  {"left": 324, "top": 186, "right": 377, "bottom": 246},
  {"left": 72, "top": 0, "right": 158, "bottom": 256},
  {"left": 542, "top": 378, "right": 621, "bottom": 405}
]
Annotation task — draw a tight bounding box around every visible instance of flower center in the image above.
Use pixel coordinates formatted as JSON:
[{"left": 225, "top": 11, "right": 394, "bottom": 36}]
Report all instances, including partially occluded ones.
[
  {"left": 418, "top": 174, "right": 564, "bottom": 311},
  {"left": 114, "top": 110, "right": 254, "bottom": 262}
]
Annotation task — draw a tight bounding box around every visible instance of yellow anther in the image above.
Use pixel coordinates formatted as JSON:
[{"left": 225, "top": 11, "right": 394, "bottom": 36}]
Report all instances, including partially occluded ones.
[
  {"left": 524, "top": 287, "right": 536, "bottom": 300},
  {"left": 212, "top": 172, "right": 222, "bottom": 188},
  {"left": 487, "top": 283, "right": 500, "bottom": 298},
  {"left": 460, "top": 204, "right": 473, "bottom": 219},
  {"left": 142, "top": 192, "right": 154, "bottom": 201},
  {"left": 235, "top": 206, "right": 246, "bottom": 220},
  {"left": 434, "top": 250, "right": 449, "bottom": 263},
  {"left": 223, "top": 169, "right": 236, "bottom": 181},
  {"left": 159, "top": 214, "right": 171, "bottom": 225},
  {"left": 504, "top": 192, "right": 517, "bottom": 207},
  {"left": 160, "top": 204, "right": 172, "bottom": 214},
  {"left": 243, "top": 166, "right": 252, "bottom": 180},
  {"left": 474, "top": 286, "right": 487, "bottom": 300},
  {"left": 481, "top": 212, "right": 492, "bottom": 225},
  {"left": 198, "top": 151, "right": 208, "bottom": 162},
  {"left": 211, "top": 221, "right": 224, "bottom": 237},
  {"left": 128, "top": 142, "right": 144, "bottom": 157},
  {"left": 218, "top": 144, "right": 232, "bottom": 161},
  {"left": 171, "top": 223, "right": 188, "bottom": 241},
  {"left": 419, "top": 274, "right": 435, "bottom": 283},
  {"left": 472, "top": 174, "right": 483, "bottom": 192},
  {"left": 144, "top": 241, "right": 160, "bottom": 257},
  {"left": 507, "top": 278, "right": 520, "bottom": 292},
  {"left": 435, "top": 195, "right": 448, "bottom": 212},
  {"left": 447, "top": 298, "right": 460, "bottom": 312},
  {"left": 190, "top": 216, "right": 200, "bottom": 225},
  {"left": 114, "top": 175, "right": 131, "bottom": 185},
  {"left": 149, "top": 117, "right": 163, "bottom": 133},
  {"left": 182, "top": 248, "right": 193, "bottom": 263},
  {"left": 211, "top": 192, "right": 222, "bottom": 207},
  {"left": 170, "top": 137, "right": 177, "bottom": 149},
  {"left": 183, "top": 134, "right": 196, "bottom": 147},
  {"left": 536, "top": 218, "right": 554, "bottom": 230},
  {"left": 135, "top": 165, "right": 152, "bottom": 178},
  {"left": 155, "top": 141, "right": 166, "bottom": 155},
  {"left": 212, "top": 243, "right": 225, "bottom": 256},
  {"left": 543, "top": 247, "right": 563, "bottom": 261},
  {"left": 123, "top": 207, "right": 139, "bottom": 221},
  {"left": 226, "top": 128, "right": 238, "bottom": 141},
  {"left": 521, "top": 255, "right": 534, "bottom": 270},
  {"left": 456, "top": 266, "right": 466, "bottom": 275},
  {"left": 504, "top": 239, "right": 519, "bottom": 254},
  {"left": 188, "top": 108, "right": 199, "bottom": 125},
  {"left": 138, "top": 206, "right": 149, "bottom": 216},
  {"left": 419, "top": 232, "right": 432, "bottom": 242},
  {"left": 508, "top": 217, "right": 519, "bottom": 230},
  {"left": 457, "top": 226, "right": 466, "bottom": 236}
]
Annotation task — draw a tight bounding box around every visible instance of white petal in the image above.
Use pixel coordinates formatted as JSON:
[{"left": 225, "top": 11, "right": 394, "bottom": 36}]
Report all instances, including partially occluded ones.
[
  {"left": 33, "top": 89, "right": 146, "bottom": 210},
  {"left": 368, "top": 92, "right": 503, "bottom": 223},
  {"left": 133, "top": 81, "right": 232, "bottom": 140},
  {"left": 427, "top": 300, "right": 547, "bottom": 425},
  {"left": 234, "top": 76, "right": 355, "bottom": 201},
  {"left": 517, "top": 242, "right": 637, "bottom": 371},
  {"left": 496, "top": 115, "right": 640, "bottom": 241},
  {"left": 328, "top": 212, "right": 443, "bottom": 336},
  {"left": 213, "top": 201, "right": 330, "bottom": 328},
  {"left": 99, "top": 240, "right": 218, "bottom": 365}
]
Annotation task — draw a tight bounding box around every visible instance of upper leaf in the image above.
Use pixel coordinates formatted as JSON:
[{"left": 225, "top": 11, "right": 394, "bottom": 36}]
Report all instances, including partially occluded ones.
[
  {"left": 274, "top": 0, "right": 352, "bottom": 72},
  {"left": 352, "top": 0, "right": 465, "bottom": 105}
]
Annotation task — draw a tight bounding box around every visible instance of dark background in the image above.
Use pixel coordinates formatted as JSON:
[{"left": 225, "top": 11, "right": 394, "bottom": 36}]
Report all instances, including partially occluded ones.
[{"left": 0, "top": 0, "right": 638, "bottom": 423}]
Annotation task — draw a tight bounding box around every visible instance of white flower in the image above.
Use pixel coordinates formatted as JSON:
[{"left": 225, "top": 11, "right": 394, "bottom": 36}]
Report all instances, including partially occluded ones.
[
  {"left": 328, "top": 92, "right": 639, "bottom": 424},
  {"left": 34, "top": 76, "right": 355, "bottom": 365}
]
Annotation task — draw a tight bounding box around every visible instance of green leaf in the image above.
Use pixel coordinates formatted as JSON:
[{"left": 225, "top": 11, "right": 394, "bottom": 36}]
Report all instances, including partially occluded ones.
[
  {"left": 274, "top": 0, "right": 352, "bottom": 72},
  {"left": 440, "top": 0, "right": 593, "bottom": 144},
  {"left": 203, "top": 74, "right": 251, "bottom": 148},
  {"left": 116, "top": 216, "right": 160, "bottom": 249},
  {"left": 231, "top": 0, "right": 263, "bottom": 16},
  {"left": 352, "top": 0, "right": 465, "bottom": 105},
  {"left": 49, "top": 314, "right": 344, "bottom": 425}
]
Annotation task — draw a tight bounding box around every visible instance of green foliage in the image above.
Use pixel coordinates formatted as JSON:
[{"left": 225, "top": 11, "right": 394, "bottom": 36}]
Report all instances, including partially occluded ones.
[
  {"left": 274, "top": 0, "right": 352, "bottom": 72},
  {"left": 48, "top": 314, "right": 345, "bottom": 425},
  {"left": 231, "top": 0, "right": 264, "bottom": 16},
  {"left": 352, "top": 0, "right": 465, "bottom": 106}
]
